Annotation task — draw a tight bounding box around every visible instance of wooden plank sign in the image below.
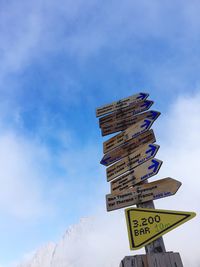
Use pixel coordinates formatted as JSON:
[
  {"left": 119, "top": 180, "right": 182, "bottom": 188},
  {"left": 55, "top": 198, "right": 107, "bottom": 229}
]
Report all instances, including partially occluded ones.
[
  {"left": 125, "top": 207, "right": 196, "bottom": 250},
  {"left": 99, "top": 100, "right": 154, "bottom": 127},
  {"left": 101, "top": 110, "right": 160, "bottom": 136},
  {"left": 96, "top": 92, "right": 149, "bottom": 117},
  {"left": 110, "top": 158, "right": 162, "bottom": 194},
  {"left": 101, "top": 129, "right": 156, "bottom": 166},
  {"left": 106, "top": 178, "right": 182, "bottom": 211},
  {"left": 107, "top": 144, "right": 160, "bottom": 181},
  {"left": 101, "top": 110, "right": 160, "bottom": 134},
  {"left": 103, "top": 118, "right": 157, "bottom": 154}
]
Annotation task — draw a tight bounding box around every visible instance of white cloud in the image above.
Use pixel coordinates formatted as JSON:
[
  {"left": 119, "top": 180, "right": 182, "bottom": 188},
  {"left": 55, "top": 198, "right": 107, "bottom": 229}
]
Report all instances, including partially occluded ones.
[
  {"left": 1, "top": 0, "right": 200, "bottom": 78},
  {"left": 0, "top": 131, "right": 53, "bottom": 219}
]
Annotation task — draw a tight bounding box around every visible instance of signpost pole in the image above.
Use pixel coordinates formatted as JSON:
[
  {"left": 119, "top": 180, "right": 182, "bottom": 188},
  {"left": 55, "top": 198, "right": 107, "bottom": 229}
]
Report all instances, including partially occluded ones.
[{"left": 136, "top": 179, "right": 166, "bottom": 254}]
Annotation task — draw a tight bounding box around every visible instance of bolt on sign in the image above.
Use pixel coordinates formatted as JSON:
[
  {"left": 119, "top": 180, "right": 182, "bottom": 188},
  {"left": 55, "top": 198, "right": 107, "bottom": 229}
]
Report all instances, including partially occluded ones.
[
  {"left": 96, "top": 92, "right": 196, "bottom": 253},
  {"left": 125, "top": 208, "right": 196, "bottom": 250}
]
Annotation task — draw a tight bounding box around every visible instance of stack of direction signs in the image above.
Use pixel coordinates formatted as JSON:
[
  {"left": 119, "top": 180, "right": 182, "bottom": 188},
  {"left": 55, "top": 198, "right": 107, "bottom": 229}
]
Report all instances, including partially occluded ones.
[{"left": 96, "top": 92, "right": 196, "bottom": 251}]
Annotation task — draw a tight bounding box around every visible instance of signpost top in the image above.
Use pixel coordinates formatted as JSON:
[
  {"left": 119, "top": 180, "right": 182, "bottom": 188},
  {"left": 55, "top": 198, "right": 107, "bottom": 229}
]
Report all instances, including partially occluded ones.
[{"left": 96, "top": 92, "right": 149, "bottom": 117}]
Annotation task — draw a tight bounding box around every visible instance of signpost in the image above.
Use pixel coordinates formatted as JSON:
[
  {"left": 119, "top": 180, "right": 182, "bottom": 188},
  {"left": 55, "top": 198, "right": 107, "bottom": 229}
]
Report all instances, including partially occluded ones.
[
  {"left": 106, "top": 178, "right": 181, "bottom": 211},
  {"left": 96, "top": 92, "right": 196, "bottom": 267},
  {"left": 125, "top": 208, "right": 196, "bottom": 250}
]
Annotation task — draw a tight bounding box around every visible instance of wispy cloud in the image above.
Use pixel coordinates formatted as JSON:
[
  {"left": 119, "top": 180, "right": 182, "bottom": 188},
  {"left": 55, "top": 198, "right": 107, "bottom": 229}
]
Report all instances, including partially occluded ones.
[
  {"left": 1, "top": 0, "right": 200, "bottom": 99},
  {"left": 0, "top": 131, "right": 52, "bottom": 219}
]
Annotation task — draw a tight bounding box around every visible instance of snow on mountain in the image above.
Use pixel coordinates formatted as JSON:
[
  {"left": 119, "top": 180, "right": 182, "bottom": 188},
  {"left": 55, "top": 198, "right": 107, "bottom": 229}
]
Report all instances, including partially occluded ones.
[
  {"left": 16, "top": 213, "right": 130, "bottom": 267},
  {"left": 17, "top": 242, "right": 56, "bottom": 267}
]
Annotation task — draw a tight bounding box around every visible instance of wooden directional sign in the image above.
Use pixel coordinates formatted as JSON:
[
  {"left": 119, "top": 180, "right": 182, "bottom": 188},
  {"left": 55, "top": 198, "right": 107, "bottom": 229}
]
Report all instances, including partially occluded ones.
[
  {"left": 101, "top": 129, "right": 156, "bottom": 166},
  {"left": 103, "top": 118, "right": 157, "bottom": 154},
  {"left": 125, "top": 208, "right": 196, "bottom": 250},
  {"left": 96, "top": 92, "right": 149, "bottom": 117},
  {"left": 101, "top": 110, "right": 160, "bottom": 135},
  {"left": 101, "top": 110, "right": 160, "bottom": 136},
  {"left": 110, "top": 158, "right": 162, "bottom": 194},
  {"left": 99, "top": 100, "right": 154, "bottom": 127},
  {"left": 106, "top": 178, "right": 182, "bottom": 211},
  {"left": 107, "top": 144, "right": 159, "bottom": 181}
]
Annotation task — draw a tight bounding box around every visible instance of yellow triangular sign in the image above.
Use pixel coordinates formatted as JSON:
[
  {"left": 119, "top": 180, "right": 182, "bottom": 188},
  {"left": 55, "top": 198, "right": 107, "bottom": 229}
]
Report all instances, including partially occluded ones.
[{"left": 125, "top": 208, "right": 196, "bottom": 250}]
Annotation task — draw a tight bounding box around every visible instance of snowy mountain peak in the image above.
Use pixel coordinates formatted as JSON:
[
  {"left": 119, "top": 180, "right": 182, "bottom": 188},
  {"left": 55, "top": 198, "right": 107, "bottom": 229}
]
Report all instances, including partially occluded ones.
[
  {"left": 17, "top": 242, "right": 56, "bottom": 267},
  {"left": 16, "top": 214, "right": 128, "bottom": 267}
]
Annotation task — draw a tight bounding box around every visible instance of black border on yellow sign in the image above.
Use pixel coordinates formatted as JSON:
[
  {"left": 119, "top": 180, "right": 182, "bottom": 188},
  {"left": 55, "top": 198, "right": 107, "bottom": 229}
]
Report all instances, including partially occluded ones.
[{"left": 126, "top": 208, "right": 193, "bottom": 249}]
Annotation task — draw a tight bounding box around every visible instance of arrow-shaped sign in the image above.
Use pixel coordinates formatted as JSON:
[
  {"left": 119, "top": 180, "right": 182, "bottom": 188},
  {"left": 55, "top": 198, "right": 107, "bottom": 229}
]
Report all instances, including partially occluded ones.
[
  {"left": 110, "top": 158, "right": 162, "bottom": 194},
  {"left": 125, "top": 207, "right": 196, "bottom": 250},
  {"left": 141, "top": 119, "right": 152, "bottom": 130},
  {"left": 101, "top": 110, "right": 160, "bottom": 136},
  {"left": 106, "top": 178, "right": 182, "bottom": 211},
  {"left": 145, "top": 144, "right": 157, "bottom": 157},
  {"left": 148, "top": 159, "right": 160, "bottom": 173},
  {"left": 147, "top": 110, "right": 160, "bottom": 120},
  {"left": 103, "top": 118, "right": 156, "bottom": 154},
  {"left": 101, "top": 129, "right": 156, "bottom": 166},
  {"left": 99, "top": 100, "right": 154, "bottom": 127},
  {"left": 106, "top": 143, "right": 159, "bottom": 181},
  {"left": 137, "top": 93, "right": 148, "bottom": 100},
  {"left": 96, "top": 92, "right": 149, "bottom": 117}
]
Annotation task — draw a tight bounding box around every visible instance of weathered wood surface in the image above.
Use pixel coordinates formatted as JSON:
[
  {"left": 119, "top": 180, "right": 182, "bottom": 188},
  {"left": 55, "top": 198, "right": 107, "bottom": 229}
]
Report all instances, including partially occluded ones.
[
  {"left": 101, "top": 110, "right": 160, "bottom": 136},
  {"left": 101, "top": 130, "right": 156, "bottom": 166},
  {"left": 106, "top": 178, "right": 181, "bottom": 211},
  {"left": 119, "top": 252, "right": 183, "bottom": 267},
  {"left": 96, "top": 92, "right": 149, "bottom": 117},
  {"left": 106, "top": 144, "right": 159, "bottom": 181},
  {"left": 103, "top": 118, "right": 156, "bottom": 154},
  {"left": 110, "top": 158, "right": 162, "bottom": 193},
  {"left": 99, "top": 100, "right": 153, "bottom": 127}
]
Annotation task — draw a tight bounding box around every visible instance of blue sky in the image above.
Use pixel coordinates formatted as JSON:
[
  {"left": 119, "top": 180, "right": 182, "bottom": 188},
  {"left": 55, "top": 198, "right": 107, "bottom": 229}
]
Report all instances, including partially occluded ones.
[{"left": 0, "top": 1, "right": 200, "bottom": 266}]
